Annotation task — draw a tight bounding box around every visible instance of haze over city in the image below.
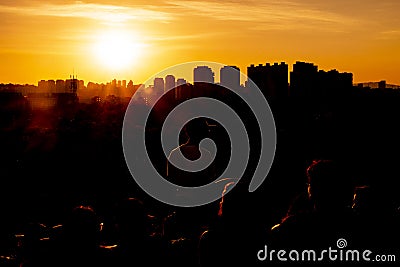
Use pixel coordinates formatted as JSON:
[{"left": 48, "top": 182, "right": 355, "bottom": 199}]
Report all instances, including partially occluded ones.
[{"left": 1, "top": 0, "right": 400, "bottom": 84}]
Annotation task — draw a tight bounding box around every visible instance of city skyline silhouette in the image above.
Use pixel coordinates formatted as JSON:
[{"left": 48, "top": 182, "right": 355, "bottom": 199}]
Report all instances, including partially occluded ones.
[{"left": 1, "top": 60, "right": 399, "bottom": 87}]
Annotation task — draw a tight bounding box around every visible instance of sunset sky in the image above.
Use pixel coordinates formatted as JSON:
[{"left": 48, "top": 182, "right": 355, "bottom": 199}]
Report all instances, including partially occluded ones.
[{"left": 1, "top": 0, "right": 399, "bottom": 85}]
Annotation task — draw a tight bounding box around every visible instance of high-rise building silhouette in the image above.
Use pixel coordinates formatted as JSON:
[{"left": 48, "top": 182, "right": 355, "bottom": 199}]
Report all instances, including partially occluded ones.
[
  {"left": 38, "top": 80, "right": 47, "bottom": 93},
  {"left": 56, "top": 80, "right": 65, "bottom": 93},
  {"left": 127, "top": 80, "right": 134, "bottom": 92},
  {"left": 290, "top": 61, "right": 353, "bottom": 98},
  {"left": 220, "top": 66, "right": 240, "bottom": 90},
  {"left": 290, "top": 61, "right": 319, "bottom": 97},
  {"left": 194, "top": 66, "right": 215, "bottom": 84},
  {"left": 177, "top": 78, "right": 187, "bottom": 86},
  {"left": 379, "top": 80, "right": 386, "bottom": 90},
  {"left": 165, "top": 75, "right": 176, "bottom": 92},
  {"left": 154, "top": 77, "right": 165, "bottom": 95},
  {"left": 48, "top": 80, "right": 56, "bottom": 93},
  {"left": 78, "top": 80, "right": 85, "bottom": 91},
  {"left": 65, "top": 75, "right": 78, "bottom": 94},
  {"left": 247, "top": 62, "right": 288, "bottom": 100}
]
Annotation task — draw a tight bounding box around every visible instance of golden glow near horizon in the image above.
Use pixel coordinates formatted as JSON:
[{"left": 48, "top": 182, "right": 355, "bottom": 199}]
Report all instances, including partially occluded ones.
[{"left": 0, "top": 0, "right": 399, "bottom": 85}]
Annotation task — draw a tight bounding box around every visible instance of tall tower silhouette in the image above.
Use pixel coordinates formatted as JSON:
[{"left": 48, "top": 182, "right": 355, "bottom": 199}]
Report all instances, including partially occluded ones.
[
  {"left": 68, "top": 73, "right": 78, "bottom": 94},
  {"left": 194, "top": 66, "right": 215, "bottom": 84}
]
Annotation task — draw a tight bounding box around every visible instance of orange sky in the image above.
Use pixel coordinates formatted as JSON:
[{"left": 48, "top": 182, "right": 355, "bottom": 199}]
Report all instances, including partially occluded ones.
[{"left": 1, "top": 0, "right": 399, "bottom": 85}]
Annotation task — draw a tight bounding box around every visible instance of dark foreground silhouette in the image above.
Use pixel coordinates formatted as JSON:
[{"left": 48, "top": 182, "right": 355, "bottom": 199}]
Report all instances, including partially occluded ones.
[{"left": 1, "top": 82, "right": 400, "bottom": 266}]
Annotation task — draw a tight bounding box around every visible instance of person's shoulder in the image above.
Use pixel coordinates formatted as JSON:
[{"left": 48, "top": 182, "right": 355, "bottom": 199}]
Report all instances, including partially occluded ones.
[
  {"left": 272, "top": 213, "right": 313, "bottom": 233},
  {"left": 269, "top": 213, "right": 318, "bottom": 247}
]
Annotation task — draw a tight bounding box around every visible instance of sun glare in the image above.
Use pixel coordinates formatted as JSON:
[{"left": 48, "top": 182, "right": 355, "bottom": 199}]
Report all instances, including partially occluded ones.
[{"left": 93, "top": 30, "right": 143, "bottom": 71}]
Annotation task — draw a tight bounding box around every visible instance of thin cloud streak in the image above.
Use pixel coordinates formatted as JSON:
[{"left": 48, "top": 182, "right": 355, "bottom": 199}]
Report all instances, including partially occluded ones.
[
  {"left": 167, "top": 0, "right": 360, "bottom": 31},
  {"left": 378, "top": 30, "right": 400, "bottom": 40},
  {"left": 144, "top": 32, "right": 223, "bottom": 41},
  {"left": 0, "top": 1, "right": 172, "bottom": 23}
]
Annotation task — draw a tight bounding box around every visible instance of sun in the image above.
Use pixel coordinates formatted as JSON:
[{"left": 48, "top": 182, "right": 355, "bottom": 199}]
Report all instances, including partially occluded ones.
[{"left": 93, "top": 30, "right": 143, "bottom": 71}]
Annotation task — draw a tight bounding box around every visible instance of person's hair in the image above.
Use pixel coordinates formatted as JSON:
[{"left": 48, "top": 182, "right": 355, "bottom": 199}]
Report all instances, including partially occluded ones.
[
  {"left": 306, "top": 160, "right": 354, "bottom": 209},
  {"left": 64, "top": 205, "right": 99, "bottom": 245}
]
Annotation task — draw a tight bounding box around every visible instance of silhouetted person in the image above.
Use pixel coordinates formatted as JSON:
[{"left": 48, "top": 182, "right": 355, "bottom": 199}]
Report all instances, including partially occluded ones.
[
  {"left": 307, "top": 160, "right": 354, "bottom": 213},
  {"left": 167, "top": 118, "right": 215, "bottom": 187},
  {"left": 18, "top": 222, "right": 49, "bottom": 267},
  {"left": 269, "top": 160, "right": 356, "bottom": 250},
  {"left": 198, "top": 181, "right": 263, "bottom": 266},
  {"left": 51, "top": 206, "right": 102, "bottom": 267},
  {"left": 162, "top": 206, "right": 209, "bottom": 266},
  {"left": 111, "top": 197, "right": 163, "bottom": 267},
  {"left": 352, "top": 186, "right": 399, "bottom": 251}
]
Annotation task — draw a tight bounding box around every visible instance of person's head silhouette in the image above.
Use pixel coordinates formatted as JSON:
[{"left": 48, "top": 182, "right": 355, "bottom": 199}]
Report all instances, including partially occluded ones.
[
  {"left": 64, "top": 205, "right": 99, "bottom": 249},
  {"left": 115, "top": 197, "right": 149, "bottom": 244},
  {"left": 306, "top": 160, "right": 354, "bottom": 213}
]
